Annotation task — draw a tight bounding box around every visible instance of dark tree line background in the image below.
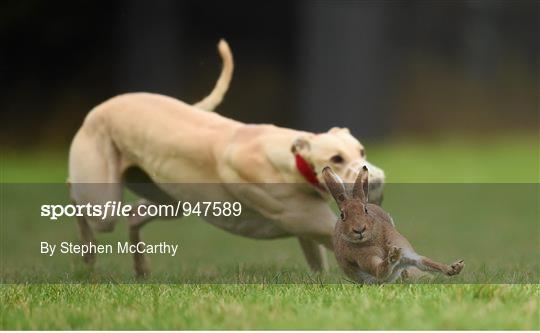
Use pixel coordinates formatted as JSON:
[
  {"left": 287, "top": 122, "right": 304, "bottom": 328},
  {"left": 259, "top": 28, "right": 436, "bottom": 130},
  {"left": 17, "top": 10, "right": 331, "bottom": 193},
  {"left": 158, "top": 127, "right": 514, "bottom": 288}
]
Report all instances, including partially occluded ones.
[{"left": 1, "top": 0, "right": 538, "bottom": 148}]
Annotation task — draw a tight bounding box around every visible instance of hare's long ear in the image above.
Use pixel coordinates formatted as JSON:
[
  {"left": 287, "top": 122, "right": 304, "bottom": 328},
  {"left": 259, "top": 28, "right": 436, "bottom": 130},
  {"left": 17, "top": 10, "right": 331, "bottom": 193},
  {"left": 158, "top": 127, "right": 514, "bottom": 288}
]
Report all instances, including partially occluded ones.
[
  {"left": 352, "top": 166, "right": 369, "bottom": 203},
  {"left": 322, "top": 166, "right": 348, "bottom": 206}
]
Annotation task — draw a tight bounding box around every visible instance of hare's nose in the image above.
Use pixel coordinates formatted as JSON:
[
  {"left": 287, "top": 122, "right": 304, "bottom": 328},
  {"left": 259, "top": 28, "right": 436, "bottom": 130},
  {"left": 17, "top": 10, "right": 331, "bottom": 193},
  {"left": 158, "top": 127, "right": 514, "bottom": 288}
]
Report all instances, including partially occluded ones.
[{"left": 353, "top": 226, "right": 366, "bottom": 234}]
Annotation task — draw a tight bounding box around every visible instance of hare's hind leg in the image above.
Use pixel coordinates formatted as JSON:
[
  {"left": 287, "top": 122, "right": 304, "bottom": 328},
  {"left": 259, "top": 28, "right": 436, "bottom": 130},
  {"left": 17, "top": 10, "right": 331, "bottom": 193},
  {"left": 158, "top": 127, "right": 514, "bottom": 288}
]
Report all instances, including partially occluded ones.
[
  {"left": 420, "top": 258, "right": 464, "bottom": 276},
  {"left": 403, "top": 251, "right": 464, "bottom": 276}
]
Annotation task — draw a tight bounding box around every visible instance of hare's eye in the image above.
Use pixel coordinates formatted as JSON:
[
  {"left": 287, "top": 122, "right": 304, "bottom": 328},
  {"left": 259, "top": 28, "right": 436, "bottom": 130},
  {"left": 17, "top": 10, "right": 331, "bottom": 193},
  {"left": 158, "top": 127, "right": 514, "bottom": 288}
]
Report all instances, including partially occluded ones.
[
  {"left": 330, "top": 155, "right": 344, "bottom": 164},
  {"left": 360, "top": 149, "right": 366, "bottom": 158},
  {"left": 364, "top": 206, "right": 368, "bottom": 214},
  {"left": 340, "top": 211, "right": 346, "bottom": 221}
]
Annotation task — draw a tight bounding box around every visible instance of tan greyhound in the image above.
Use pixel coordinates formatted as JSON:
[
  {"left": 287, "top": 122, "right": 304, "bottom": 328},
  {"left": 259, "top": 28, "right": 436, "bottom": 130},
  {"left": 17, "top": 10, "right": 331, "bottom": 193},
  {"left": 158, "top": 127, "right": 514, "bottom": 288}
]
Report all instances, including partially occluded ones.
[{"left": 68, "top": 39, "right": 386, "bottom": 276}]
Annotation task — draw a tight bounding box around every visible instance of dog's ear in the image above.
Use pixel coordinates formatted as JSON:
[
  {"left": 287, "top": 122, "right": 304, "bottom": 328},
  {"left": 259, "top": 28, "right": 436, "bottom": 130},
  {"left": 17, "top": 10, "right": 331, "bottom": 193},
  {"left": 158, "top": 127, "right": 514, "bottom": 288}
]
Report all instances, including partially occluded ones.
[
  {"left": 291, "top": 137, "right": 311, "bottom": 154},
  {"left": 322, "top": 166, "right": 348, "bottom": 206},
  {"left": 328, "top": 127, "right": 350, "bottom": 134},
  {"left": 352, "top": 166, "right": 369, "bottom": 203}
]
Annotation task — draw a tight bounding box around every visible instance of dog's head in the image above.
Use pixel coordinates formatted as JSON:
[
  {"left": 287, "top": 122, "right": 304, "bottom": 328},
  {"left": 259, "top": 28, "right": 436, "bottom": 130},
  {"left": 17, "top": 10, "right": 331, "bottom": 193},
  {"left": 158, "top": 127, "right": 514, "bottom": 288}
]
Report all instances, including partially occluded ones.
[{"left": 291, "top": 127, "right": 385, "bottom": 204}]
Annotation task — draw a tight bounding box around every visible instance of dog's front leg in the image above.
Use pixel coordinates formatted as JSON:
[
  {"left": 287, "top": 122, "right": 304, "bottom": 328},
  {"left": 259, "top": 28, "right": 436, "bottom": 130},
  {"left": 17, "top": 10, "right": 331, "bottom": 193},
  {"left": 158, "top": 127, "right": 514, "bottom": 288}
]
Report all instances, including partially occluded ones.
[{"left": 298, "top": 237, "right": 328, "bottom": 272}]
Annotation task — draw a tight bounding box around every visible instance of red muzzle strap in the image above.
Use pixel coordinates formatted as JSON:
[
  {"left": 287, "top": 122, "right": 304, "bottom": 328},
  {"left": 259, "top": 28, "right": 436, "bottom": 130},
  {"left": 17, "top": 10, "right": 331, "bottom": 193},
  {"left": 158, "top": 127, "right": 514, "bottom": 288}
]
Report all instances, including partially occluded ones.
[{"left": 294, "top": 154, "right": 324, "bottom": 191}]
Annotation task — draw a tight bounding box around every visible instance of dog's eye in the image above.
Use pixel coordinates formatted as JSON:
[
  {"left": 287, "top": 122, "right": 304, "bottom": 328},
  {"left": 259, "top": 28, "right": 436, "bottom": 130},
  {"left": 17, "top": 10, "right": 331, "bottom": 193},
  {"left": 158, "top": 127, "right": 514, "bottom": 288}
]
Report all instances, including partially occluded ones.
[
  {"left": 360, "top": 149, "right": 366, "bottom": 158},
  {"left": 340, "top": 211, "right": 346, "bottom": 221},
  {"left": 330, "top": 155, "right": 344, "bottom": 164}
]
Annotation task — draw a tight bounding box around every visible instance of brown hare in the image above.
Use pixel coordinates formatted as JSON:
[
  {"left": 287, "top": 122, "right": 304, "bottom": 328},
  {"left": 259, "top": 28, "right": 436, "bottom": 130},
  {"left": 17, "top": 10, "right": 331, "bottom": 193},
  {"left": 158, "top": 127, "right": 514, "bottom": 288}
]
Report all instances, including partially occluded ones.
[{"left": 323, "top": 166, "right": 464, "bottom": 284}]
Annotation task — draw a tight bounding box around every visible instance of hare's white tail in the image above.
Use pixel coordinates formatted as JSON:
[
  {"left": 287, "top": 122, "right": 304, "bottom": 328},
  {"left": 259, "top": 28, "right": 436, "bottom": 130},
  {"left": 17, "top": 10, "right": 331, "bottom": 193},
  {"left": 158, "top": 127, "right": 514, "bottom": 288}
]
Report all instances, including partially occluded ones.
[{"left": 193, "top": 39, "right": 234, "bottom": 111}]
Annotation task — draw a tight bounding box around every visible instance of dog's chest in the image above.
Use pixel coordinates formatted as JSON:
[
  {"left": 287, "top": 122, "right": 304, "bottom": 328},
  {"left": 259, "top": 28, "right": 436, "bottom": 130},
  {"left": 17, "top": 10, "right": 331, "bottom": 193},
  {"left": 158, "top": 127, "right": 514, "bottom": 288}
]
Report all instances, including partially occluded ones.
[
  {"left": 201, "top": 209, "right": 290, "bottom": 239},
  {"left": 158, "top": 183, "right": 291, "bottom": 239}
]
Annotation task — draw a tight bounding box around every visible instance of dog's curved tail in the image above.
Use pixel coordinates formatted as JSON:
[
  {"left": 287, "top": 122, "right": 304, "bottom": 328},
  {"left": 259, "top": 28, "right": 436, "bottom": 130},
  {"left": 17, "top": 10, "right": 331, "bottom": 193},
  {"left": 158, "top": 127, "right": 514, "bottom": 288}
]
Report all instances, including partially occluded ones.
[{"left": 193, "top": 39, "right": 234, "bottom": 112}]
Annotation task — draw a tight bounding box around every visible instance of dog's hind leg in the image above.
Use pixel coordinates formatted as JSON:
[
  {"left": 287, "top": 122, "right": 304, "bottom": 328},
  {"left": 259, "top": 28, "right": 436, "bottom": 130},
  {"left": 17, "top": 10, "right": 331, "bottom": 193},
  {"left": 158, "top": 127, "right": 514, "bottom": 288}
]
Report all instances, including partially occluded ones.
[
  {"left": 76, "top": 215, "right": 96, "bottom": 265},
  {"left": 123, "top": 167, "right": 182, "bottom": 277},
  {"left": 68, "top": 124, "right": 123, "bottom": 267},
  {"left": 298, "top": 237, "right": 328, "bottom": 272},
  {"left": 69, "top": 182, "right": 96, "bottom": 266},
  {"left": 127, "top": 199, "right": 157, "bottom": 278}
]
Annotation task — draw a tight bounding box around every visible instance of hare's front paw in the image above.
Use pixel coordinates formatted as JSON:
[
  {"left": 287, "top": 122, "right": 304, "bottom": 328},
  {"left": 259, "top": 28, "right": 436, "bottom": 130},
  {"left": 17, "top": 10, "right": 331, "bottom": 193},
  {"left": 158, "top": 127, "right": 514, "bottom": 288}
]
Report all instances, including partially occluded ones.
[
  {"left": 388, "top": 246, "right": 403, "bottom": 264},
  {"left": 447, "top": 260, "right": 464, "bottom": 276}
]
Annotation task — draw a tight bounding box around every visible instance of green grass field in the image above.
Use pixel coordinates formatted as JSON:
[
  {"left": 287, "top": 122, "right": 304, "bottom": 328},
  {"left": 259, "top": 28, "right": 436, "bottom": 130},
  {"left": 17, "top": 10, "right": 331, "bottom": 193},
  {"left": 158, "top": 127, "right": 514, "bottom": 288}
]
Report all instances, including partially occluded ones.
[{"left": 1, "top": 134, "right": 539, "bottom": 329}]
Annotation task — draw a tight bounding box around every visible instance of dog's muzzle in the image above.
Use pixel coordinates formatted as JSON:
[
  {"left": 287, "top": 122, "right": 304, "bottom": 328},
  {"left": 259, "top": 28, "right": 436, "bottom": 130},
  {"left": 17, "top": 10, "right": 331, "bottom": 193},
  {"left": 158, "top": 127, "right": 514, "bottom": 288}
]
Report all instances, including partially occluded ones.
[
  {"left": 346, "top": 160, "right": 385, "bottom": 205},
  {"left": 368, "top": 179, "right": 384, "bottom": 205}
]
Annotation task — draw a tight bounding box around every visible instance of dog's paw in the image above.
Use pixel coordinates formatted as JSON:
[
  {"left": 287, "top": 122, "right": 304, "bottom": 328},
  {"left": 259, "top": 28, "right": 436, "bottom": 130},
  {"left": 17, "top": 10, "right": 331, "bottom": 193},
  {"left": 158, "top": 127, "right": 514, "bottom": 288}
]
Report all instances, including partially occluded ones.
[
  {"left": 388, "top": 246, "right": 403, "bottom": 264},
  {"left": 447, "top": 260, "right": 464, "bottom": 276}
]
